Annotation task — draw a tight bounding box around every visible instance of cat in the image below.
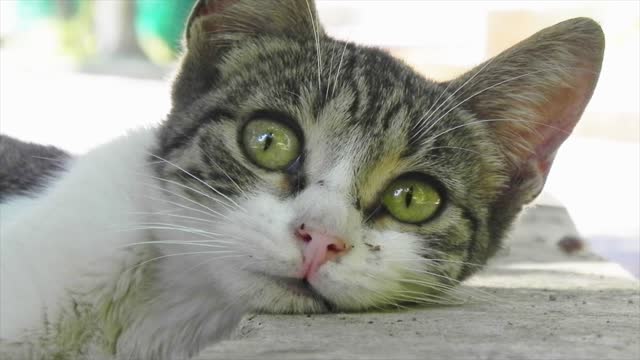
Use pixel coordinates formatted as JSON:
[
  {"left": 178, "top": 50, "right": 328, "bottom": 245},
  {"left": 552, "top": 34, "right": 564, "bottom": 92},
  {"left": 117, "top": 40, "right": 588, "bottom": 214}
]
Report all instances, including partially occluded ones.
[{"left": 0, "top": 0, "right": 604, "bottom": 359}]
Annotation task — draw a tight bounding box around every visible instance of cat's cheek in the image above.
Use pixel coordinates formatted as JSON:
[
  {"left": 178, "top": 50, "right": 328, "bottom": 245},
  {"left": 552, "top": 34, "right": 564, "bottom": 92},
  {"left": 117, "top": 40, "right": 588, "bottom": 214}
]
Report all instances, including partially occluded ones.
[
  {"left": 304, "top": 231, "right": 403, "bottom": 310},
  {"left": 339, "top": 231, "right": 428, "bottom": 309},
  {"left": 222, "top": 194, "right": 304, "bottom": 277}
]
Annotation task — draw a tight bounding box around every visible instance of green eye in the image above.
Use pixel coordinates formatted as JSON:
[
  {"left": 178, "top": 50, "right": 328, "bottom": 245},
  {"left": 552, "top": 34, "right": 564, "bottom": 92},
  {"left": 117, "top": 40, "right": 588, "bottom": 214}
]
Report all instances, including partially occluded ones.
[
  {"left": 242, "top": 118, "right": 301, "bottom": 170},
  {"left": 382, "top": 178, "right": 442, "bottom": 224}
]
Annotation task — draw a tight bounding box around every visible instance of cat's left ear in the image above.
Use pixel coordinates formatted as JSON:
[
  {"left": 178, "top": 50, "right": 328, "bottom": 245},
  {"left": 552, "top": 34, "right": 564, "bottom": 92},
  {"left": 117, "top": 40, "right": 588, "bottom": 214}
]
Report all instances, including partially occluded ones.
[
  {"left": 185, "top": 0, "right": 322, "bottom": 47},
  {"left": 173, "top": 0, "right": 322, "bottom": 108},
  {"left": 445, "top": 18, "right": 604, "bottom": 207}
]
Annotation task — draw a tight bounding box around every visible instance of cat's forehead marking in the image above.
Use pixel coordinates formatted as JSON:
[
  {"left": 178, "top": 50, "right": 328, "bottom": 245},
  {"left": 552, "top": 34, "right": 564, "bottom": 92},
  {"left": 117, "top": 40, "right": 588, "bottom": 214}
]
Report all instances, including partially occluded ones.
[
  {"left": 218, "top": 38, "right": 296, "bottom": 81},
  {"left": 172, "top": 35, "right": 492, "bottom": 211},
  {"left": 303, "top": 126, "right": 359, "bottom": 190},
  {"left": 322, "top": 157, "right": 354, "bottom": 192}
]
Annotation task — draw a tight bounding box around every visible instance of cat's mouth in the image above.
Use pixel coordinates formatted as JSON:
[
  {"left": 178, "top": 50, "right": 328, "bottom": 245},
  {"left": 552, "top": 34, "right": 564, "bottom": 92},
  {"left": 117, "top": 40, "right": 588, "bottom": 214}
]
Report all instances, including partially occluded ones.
[
  {"left": 277, "top": 277, "right": 316, "bottom": 296},
  {"left": 263, "top": 274, "right": 336, "bottom": 312}
]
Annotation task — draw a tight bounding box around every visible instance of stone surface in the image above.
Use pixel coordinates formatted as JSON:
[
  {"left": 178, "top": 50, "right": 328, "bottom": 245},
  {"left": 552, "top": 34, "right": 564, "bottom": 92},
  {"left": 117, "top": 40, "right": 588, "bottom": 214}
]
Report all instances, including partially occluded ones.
[{"left": 196, "top": 205, "right": 640, "bottom": 360}]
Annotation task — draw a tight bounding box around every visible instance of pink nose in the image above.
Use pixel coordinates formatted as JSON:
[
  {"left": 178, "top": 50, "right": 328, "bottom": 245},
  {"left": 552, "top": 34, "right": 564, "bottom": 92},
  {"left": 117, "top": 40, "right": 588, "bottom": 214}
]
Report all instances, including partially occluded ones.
[{"left": 296, "top": 225, "right": 350, "bottom": 279}]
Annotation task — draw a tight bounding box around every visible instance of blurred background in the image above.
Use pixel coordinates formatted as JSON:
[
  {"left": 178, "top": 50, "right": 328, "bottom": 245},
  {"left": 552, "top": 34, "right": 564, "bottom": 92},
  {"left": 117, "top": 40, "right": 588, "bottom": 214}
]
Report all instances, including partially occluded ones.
[{"left": 0, "top": 0, "right": 638, "bottom": 276}]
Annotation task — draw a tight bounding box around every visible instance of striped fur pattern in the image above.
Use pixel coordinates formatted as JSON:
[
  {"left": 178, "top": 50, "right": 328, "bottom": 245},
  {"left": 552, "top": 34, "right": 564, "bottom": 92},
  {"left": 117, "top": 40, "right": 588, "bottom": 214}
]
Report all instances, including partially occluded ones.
[
  {"left": 154, "top": 0, "right": 604, "bottom": 312},
  {"left": 0, "top": 135, "right": 70, "bottom": 202}
]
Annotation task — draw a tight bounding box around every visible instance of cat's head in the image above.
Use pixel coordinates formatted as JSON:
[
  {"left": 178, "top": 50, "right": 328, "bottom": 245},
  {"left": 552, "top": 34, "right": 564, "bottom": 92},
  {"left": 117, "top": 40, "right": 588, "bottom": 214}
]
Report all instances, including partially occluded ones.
[{"left": 151, "top": 0, "right": 604, "bottom": 312}]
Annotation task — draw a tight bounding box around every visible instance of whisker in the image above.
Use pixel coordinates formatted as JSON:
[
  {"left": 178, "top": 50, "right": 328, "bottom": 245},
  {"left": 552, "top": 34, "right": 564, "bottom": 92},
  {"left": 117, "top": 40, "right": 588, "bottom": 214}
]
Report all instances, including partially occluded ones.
[
  {"left": 115, "top": 226, "right": 220, "bottom": 238},
  {"left": 412, "top": 56, "right": 498, "bottom": 134},
  {"left": 360, "top": 274, "right": 414, "bottom": 310},
  {"left": 392, "top": 291, "right": 466, "bottom": 306},
  {"left": 148, "top": 153, "right": 245, "bottom": 212},
  {"left": 394, "top": 265, "right": 463, "bottom": 284},
  {"left": 362, "top": 205, "right": 382, "bottom": 224},
  {"left": 387, "top": 257, "right": 485, "bottom": 268},
  {"left": 397, "top": 277, "right": 462, "bottom": 292},
  {"left": 140, "top": 194, "right": 227, "bottom": 221},
  {"left": 200, "top": 152, "right": 249, "bottom": 200},
  {"left": 116, "top": 222, "right": 226, "bottom": 237},
  {"left": 331, "top": 40, "right": 350, "bottom": 98},
  {"left": 365, "top": 269, "right": 468, "bottom": 299},
  {"left": 424, "top": 118, "right": 569, "bottom": 148},
  {"left": 325, "top": 40, "right": 337, "bottom": 102},
  {"left": 171, "top": 252, "right": 270, "bottom": 287},
  {"left": 413, "top": 66, "right": 574, "bottom": 142},
  {"left": 127, "top": 212, "right": 216, "bottom": 225},
  {"left": 305, "top": 0, "right": 322, "bottom": 93},
  {"left": 137, "top": 181, "right": 232, "bottom": 221},
  {"left": 396, "top": 264, "right": 507, "bottom": 303},
  {"left": 125, "top": 252, "right": 244, "bottom": 273},
  {"left": 118, "top": 240, "right": 233, "bottom": 250},
  {"left": 116, "top": 228, "right": 252, "bottom": 251},
  {"left": 397, "top": 277, "right": 497, "bottom": 303},
  {"left": 283, "top": 90, "right": 305, "bottom": 104},
  {"left": 426, "top": 146, "right": 482, "bottom": 156},
  {"left": 140, "top": 173, "right": 238, "bottom": 213}
]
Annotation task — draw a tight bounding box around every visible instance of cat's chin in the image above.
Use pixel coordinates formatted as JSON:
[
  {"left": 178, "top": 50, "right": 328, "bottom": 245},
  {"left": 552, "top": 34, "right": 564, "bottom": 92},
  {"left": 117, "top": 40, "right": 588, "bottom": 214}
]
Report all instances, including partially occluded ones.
[
  {"left": 274, "top": 276, "right": 317, "bottom": 297},
  {"left": 248, "top": 273, "right": 335, "bottom": 314}
]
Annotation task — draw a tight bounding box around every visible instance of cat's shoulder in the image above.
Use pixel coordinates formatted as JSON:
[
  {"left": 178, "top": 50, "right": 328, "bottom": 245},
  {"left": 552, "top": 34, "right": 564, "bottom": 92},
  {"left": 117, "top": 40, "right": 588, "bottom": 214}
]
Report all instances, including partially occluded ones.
[{"left": 0, "top": 135, "right": 71, "bottom": 202}]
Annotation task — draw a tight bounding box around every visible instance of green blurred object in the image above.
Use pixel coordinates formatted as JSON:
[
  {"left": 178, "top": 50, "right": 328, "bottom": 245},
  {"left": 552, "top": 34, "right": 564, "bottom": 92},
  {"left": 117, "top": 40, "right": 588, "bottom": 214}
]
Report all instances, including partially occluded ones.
[
  {"left": 15, "top": 0, "right": 94, "bottom": 61},
  {"left": 58, "top": 1, "right": 95, "bottom": 60},
  {"left": 135, "top": 0, "right": 196, "bottom": 64}
]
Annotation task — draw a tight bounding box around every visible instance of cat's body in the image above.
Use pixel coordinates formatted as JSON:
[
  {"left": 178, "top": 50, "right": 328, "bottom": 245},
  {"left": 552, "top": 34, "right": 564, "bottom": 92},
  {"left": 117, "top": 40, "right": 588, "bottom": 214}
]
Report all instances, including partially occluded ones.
[
  {"left": 1, "top": 130, "right": 248, "bottom": 359},
  {"left": 0, "top": 135, "right": 70, "bottom": 203},
  {"left": 0, "top": 1, "right": 604, "bottom": 359}
]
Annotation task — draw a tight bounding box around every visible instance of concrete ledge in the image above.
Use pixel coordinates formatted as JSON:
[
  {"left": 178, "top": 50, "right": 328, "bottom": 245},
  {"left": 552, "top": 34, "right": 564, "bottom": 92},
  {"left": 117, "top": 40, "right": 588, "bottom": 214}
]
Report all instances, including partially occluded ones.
[{"left": 196, "top": 206, "right": 640, "bottom": 360}]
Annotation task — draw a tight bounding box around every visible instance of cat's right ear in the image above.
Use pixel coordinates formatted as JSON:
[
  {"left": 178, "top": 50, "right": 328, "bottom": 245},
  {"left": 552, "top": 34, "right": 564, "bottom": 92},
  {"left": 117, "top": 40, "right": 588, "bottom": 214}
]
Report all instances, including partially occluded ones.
[
  {"left": 173, "top": 0, "right": 322, "bottom": 108},
  {"left": 441, "top": 18, "right": 603, "bottom": 264}
]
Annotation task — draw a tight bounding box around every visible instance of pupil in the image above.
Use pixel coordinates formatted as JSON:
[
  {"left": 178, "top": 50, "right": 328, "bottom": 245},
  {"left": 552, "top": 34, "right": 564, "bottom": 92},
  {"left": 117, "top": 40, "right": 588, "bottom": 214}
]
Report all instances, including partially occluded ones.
[
  {"left": 261, "top": 132, "right": 274, "bottom": 151},
  {"left": 405, "top": 186, "right": 413, "bottom": 208}
]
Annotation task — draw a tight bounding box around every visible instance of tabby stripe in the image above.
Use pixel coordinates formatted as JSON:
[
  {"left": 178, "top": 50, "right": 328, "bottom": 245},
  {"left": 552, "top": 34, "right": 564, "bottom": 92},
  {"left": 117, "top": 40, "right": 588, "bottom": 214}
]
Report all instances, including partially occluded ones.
[
  {"left": 161, "top": 108, "right": 234, "bottom": 156},
  {"left": 457, "top": 206, "right": 481, "bottom": 280},
  {"left": 380, "top": 102, "right": 402, "bottom": 131}
]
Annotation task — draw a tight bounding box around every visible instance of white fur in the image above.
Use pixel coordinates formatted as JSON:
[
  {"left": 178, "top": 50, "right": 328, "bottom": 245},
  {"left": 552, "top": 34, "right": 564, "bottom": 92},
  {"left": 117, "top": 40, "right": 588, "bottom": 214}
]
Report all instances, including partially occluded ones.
[
  {"left": 0, "top": 127, "right": 453, "bottom": 359},
  {"left": 1, "top": 129, "right": 157, "bottom": 340},
  {"left": 0, "top": 129, "right": 247, "bottom": 359}
]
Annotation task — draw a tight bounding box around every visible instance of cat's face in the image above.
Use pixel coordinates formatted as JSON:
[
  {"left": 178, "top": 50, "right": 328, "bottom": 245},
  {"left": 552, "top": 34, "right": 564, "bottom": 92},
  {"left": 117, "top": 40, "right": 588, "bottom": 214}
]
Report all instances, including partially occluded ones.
[{"left": 151, "top": 0, "right": 603, "bottom": 313}]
